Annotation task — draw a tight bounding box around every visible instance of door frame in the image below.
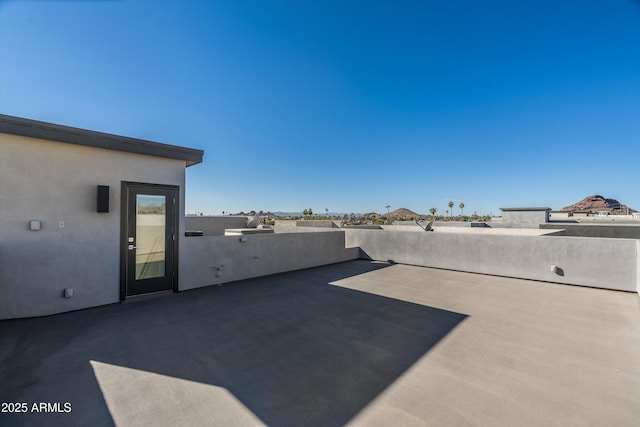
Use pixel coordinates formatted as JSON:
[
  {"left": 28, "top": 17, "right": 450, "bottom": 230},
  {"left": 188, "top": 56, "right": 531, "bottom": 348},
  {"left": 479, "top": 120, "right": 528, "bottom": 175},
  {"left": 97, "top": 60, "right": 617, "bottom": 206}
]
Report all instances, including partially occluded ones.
[{"left": 120, "top": 181, "right": 180, "bottom": 301}]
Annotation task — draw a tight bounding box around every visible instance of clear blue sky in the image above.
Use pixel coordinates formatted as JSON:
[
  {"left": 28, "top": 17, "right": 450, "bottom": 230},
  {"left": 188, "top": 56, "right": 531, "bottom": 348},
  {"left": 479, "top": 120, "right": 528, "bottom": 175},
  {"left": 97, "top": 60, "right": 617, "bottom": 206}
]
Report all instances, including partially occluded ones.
[{"left": 2, "top": 0, "right": 639, "bottom": 216}]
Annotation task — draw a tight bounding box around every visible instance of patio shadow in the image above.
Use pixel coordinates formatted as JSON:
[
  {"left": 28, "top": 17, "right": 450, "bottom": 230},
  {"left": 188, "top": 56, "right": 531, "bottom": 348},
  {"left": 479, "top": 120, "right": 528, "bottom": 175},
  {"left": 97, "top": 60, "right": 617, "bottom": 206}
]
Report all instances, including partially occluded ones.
[{"left": 0, "top": 261, "right": 467, "bottom": 427}]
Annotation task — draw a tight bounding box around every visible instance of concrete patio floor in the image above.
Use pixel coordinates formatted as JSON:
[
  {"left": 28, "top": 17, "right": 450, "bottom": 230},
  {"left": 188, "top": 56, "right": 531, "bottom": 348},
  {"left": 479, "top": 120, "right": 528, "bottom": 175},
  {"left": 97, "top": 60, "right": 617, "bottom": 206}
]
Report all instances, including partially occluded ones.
[{"left": 1, "top": 260, "right": 639, "bottom": 426}]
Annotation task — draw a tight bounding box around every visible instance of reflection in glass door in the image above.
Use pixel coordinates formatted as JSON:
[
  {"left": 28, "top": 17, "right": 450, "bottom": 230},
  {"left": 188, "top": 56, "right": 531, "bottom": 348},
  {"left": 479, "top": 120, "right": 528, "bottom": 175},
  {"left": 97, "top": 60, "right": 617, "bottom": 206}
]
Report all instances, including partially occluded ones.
[{"left": 136, "top": 194, "right": 166, "bottom": 280}]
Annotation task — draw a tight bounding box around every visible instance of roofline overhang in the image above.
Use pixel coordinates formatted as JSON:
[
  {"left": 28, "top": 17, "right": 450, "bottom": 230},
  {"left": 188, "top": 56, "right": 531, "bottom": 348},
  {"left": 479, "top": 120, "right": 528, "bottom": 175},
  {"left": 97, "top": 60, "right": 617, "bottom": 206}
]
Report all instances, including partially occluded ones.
[{"left": 0, "top": 114, "right": 204, "bottom": 166}]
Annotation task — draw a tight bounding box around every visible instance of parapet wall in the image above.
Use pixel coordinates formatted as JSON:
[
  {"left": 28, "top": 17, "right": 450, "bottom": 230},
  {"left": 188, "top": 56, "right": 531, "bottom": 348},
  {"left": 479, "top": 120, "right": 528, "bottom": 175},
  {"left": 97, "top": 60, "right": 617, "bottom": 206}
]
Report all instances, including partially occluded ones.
[
  {"left": 274, "top": 220, "right": 345, "bottom": 233},
  {"left": 180, "top": 231, "right": 359, "bottom": 290},
  {"left": 540, "top": 223, "right": 640, "bottom": 239},
  {"left": 381, "top": 224, "right": 566, "bottom": 236},
  {"left": 345, "top": 229, "right": 638, "bottom": 292},
  {"left": 637, "top": 240, "right": 640, "bottom": 293},
  {"left": 296, "top": 220, "right": 340, "bottom": 228},
  {"left": 185, "top": 216, "right": 249, "bottom": 236}
]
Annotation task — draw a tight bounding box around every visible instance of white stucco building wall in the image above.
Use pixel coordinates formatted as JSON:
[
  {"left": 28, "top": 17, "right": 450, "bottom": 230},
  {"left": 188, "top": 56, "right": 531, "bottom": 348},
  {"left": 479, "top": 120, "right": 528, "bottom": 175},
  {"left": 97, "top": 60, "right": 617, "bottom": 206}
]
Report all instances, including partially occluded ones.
[{"left": 0, "top": 115, "right": 203, "bottom": 319}]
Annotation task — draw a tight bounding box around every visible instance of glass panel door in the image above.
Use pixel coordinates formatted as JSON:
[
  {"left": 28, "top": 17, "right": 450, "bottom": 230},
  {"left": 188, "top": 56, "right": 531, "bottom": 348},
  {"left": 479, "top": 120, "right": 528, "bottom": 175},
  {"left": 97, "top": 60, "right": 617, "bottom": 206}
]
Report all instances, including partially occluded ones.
[
  {"left": 136, "top": 194, "right": 166, "bottom": 280},
  {"left": 122, "top": 183, "right": 177, "bottom": 298}
]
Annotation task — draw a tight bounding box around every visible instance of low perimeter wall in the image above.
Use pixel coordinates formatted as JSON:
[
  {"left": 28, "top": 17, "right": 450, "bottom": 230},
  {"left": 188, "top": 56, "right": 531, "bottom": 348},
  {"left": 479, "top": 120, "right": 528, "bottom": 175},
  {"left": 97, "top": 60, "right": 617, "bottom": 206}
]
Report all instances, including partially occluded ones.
[
  {"left": 345, "top": 229, "right": 639, "bottom": 292},
  {"left": 541, "top": 223, "right": 640, "bottom": 239},
  {"left": 180, "top": 231, "right": 359, "bottom": 290},
  {"left": 185, "top": 216, "right": 249, "bottom": 236}
]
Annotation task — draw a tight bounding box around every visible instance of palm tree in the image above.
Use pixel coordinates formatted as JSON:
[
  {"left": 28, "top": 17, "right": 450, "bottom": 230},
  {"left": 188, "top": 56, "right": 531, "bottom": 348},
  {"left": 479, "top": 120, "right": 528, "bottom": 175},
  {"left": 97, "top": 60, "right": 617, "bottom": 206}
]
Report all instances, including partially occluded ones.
[
  {"left": 429, "top": 207, "right": 437, "bottom": 219},
  {"left": 459, "top": 202, "right": 465, "bottom": 216},
  {"left": 303, "top": 208, "right": 308, "bottom": 218},
  {"left": 385, "top": 205, "right": 391, "bottom": 216},
  {"left": 448, "top": 201, "right": 454, "bottom": 218},
  {"left": 325, "top": 208, "right": 329, "bottom": 217}
]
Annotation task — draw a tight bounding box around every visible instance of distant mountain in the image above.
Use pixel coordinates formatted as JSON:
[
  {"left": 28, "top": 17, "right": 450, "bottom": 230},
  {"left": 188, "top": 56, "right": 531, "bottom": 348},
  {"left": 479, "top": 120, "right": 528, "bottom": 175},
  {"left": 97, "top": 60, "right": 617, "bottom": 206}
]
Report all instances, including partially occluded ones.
[
  {"left": 271, "top": 212, "right": 301, "bottom": 217},
  {"left": 388, "top": 208, "right": 420, "bottom": 217},
  {"left": 562, "top": 195, "right": 636, "bottom": 215}
]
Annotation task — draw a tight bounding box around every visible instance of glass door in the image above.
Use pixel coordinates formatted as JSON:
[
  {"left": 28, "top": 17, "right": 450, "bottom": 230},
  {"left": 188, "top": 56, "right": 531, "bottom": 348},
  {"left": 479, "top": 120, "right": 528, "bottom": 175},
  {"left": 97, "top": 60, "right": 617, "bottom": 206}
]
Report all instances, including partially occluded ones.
[{"left": 122, "top": 183, "right": 178, "bottom": 298}]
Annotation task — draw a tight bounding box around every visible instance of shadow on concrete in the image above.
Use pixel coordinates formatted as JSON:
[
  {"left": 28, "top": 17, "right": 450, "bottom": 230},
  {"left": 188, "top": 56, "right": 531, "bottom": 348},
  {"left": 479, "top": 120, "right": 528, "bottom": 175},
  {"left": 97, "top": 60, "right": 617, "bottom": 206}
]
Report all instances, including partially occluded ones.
[{"left": 0, "top": 260, "right": 467, "bottom": 427}]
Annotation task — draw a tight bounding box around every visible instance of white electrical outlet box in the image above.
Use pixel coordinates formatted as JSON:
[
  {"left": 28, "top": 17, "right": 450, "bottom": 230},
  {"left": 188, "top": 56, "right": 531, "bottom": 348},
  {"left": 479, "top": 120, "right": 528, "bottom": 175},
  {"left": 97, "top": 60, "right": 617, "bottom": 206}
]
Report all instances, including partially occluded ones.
[
  {"left": 58, "top": 220, "right": 65, "bottom": 229},
  {"left": 30, "top": 220, "right": 41, "bottom": 231}
]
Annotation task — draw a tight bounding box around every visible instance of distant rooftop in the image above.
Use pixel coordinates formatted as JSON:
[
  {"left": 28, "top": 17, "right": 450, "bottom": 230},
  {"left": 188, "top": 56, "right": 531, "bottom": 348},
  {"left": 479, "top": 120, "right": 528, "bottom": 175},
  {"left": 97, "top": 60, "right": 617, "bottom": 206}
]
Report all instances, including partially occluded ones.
[{"left": 500, "top": 207, "right": 551, "bottom": 212}]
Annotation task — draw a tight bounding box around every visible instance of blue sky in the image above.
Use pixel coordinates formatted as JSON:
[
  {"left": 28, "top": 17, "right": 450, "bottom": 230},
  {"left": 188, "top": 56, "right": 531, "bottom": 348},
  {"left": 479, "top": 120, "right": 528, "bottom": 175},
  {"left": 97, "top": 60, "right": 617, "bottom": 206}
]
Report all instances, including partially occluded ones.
[{"left": 1, "top": 0, "right": 639, "bottom": 216}]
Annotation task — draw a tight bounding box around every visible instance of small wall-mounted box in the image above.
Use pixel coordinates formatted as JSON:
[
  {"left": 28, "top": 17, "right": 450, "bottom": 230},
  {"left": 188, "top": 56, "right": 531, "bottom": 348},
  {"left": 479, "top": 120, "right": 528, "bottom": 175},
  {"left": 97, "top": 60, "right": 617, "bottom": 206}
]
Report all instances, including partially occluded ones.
[
  {"left": 97, "top": 185, "right": 109, "bottom": 213},
  {"left": 30, "top": 220, "right": 41, "bottom": 231}
]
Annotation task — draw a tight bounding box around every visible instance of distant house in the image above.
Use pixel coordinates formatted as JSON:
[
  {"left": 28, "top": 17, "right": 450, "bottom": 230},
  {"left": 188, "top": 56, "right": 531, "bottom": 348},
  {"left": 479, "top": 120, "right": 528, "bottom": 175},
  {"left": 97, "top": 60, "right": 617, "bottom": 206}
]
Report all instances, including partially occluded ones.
[
  {"left": 0, "top": 115, "right": 203, "bottom": 319},
  {"left": 549, "top": 211, "right": 572, "bottom": 220},
  {"left": 572, "top": 211, "right": 591, "bottom": 218}
]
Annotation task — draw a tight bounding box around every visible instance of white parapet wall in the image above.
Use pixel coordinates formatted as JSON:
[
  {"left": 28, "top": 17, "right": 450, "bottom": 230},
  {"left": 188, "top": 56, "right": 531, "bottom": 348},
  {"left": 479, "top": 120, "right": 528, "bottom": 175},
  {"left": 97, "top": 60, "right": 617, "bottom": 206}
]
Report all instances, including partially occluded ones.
[
  {"left": 381, "top": 224, "right": 566, "bottom": 235},
  {"left": 345, "top": 229, "right": 639, "bottom": 292},
  {"left": 180, "top": 231, "right": 360, "bottom": 290},
  {"left": 637, "top": 240, "right": 640, "bottom": 293},
  {"left": 185, "top": 216, "right": 250, "bottom": 236}
]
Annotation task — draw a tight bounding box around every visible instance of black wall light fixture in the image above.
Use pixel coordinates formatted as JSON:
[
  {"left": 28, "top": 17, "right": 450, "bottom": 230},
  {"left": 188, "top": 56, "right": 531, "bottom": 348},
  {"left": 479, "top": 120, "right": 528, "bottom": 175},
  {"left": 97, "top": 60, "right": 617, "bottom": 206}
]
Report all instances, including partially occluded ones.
[{"left": 97, "top": 185, "right": 109, "bottom": 212}]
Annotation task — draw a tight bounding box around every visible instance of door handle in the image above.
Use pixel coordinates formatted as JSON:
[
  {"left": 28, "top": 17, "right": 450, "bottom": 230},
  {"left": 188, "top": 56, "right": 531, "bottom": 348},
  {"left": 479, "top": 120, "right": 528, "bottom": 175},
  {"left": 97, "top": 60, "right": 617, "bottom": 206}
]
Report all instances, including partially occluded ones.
[{"left": 128, "top": 245, "right": 137, "bottom": 250}]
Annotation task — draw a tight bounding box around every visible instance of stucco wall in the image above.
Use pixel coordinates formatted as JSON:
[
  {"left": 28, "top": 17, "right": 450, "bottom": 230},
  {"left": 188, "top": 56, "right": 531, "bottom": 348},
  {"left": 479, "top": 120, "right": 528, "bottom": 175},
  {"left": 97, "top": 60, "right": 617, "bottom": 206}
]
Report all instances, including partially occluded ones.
[
  {"left": 185, "top": 216, "right": 249, "bottom": 236},
  {"left": 274, "top": 220, "right": 345, "bottom": 233},
  {"left": 419, "top": 221, "right": 552, "bottom": 229},
  {"left": 0, "top": 133, "right": 187, "bottom": 319},
  {"left": 296, "top": 220, "right": 340, "bottom": 228},
  {"left": 274, "top": 220, "right": 301, "bottom": 233},
  {"left": 381, "top": 224, "right": 566, "bottom": 236},
  {"left": 502, "top": 210, "right": 549, "bottom": 224},
  {"left": 541, "top": 223, "right": 640, "bottom": 239},
  {"left": 345, "top": 229, "right": 638, "bottom": 292},
  {"left": 637, "top": 240, "right": 640, "bottom": 293},
  {"left": 180, "top": 232, "right": 359, "bottom": 290}
]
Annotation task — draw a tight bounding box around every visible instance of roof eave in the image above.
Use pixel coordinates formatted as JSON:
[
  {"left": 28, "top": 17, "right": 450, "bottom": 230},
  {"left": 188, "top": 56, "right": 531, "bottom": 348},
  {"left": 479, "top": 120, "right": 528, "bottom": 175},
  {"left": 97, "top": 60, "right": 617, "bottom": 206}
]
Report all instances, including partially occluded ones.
[{"left": 0, "top": 114, "right": 204, "bottom": 166}]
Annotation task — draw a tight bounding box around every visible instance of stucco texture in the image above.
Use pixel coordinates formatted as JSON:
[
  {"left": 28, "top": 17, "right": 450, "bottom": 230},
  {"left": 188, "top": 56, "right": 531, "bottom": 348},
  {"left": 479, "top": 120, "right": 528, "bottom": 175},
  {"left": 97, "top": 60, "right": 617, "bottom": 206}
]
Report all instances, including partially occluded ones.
[
  {"left": 0, "top": 133, "right": 187, "bottom": 319},
  {"left": 345, "top": 229, "right": 638, "bottom": 292},
  {"left": 180, "top": 231, "right": 359, "bottom": 290}
]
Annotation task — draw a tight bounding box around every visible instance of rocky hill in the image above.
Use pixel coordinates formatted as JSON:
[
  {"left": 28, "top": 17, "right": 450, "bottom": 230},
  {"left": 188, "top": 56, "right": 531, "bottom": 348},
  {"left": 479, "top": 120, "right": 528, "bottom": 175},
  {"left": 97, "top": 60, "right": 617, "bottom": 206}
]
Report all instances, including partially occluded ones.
[
  {"left": 562, "top": 195, "right": 636, "bottom": 215},
  {"left": 388, "top": 208, "right": 420, "bottom": 217}
]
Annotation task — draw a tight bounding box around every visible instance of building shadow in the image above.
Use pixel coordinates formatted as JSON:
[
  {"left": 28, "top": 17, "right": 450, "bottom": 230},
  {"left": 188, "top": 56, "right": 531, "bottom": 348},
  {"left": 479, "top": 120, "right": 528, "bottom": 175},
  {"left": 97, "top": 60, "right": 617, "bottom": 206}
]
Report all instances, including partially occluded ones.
[{"left": 0, "top": 261, "right": 467, "bottom": 427}]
